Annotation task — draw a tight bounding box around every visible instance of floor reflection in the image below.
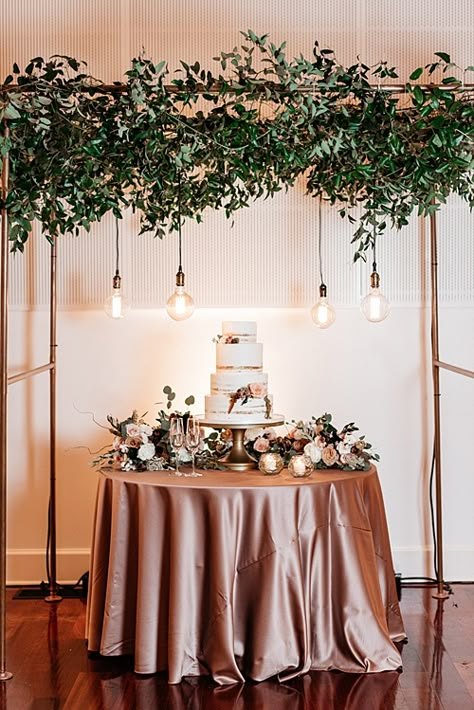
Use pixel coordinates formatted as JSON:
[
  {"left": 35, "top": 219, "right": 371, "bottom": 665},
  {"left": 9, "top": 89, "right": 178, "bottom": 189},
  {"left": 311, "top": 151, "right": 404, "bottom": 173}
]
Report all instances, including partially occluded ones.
[{"left": 122, "top": 668, "right": 402, "bottom": 710}]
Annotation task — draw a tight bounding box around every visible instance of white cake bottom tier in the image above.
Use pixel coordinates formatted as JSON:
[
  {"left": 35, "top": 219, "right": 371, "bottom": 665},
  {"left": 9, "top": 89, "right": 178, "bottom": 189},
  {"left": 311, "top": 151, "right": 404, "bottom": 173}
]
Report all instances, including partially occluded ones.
[
  {"left": 205, "top": 394, "right": 273, "bottom": 424},
  {"left": 210, "top": 371, "right": 268, "bottom": 395}
]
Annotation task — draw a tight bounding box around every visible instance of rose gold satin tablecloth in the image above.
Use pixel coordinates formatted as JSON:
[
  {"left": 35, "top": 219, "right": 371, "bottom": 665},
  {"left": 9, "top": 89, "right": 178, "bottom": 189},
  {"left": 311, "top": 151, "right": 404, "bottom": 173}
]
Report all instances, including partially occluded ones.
[{"left": 85, "top": 465, "right": 406, "bottom": 685}]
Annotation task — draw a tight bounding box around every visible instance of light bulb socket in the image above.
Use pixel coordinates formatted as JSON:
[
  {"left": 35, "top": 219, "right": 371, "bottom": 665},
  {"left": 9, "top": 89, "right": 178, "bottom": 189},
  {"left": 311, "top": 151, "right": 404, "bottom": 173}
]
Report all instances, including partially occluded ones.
[
  {"left": 176, "top": 268, "right": 185, "bottom": 287},
  {"left": 319, "top": 283, "right": 327, "bottom": 298},
  {"left": 112, "top": 272, "right": 122, "bottom": 289},
  {"left": 370, "top": 271, "right": 380, "bottom": 289}
]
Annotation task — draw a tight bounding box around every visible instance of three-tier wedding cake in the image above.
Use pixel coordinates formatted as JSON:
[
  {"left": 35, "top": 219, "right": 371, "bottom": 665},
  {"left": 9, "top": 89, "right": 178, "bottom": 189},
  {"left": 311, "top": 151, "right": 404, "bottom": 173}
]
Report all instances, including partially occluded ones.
[{"left": 204, "top": 321, "right": 274, "bottom": 424}]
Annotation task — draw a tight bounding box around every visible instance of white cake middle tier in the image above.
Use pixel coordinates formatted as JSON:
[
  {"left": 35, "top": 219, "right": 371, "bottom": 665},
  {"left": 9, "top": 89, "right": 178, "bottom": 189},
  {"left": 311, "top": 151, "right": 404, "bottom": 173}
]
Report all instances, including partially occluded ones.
[
  {"left": 211, "top": 371, "right": 268, "bottom": 395},
  {"left": 216, "top": 342, "right": 263, "bottom": 370}
]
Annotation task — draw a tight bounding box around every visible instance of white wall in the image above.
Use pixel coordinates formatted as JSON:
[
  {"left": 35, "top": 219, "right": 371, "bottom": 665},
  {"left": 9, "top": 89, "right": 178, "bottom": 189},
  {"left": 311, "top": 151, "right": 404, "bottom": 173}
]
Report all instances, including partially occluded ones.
[{"left": 2, "top": 0, "right": 474, "bottom": 583}]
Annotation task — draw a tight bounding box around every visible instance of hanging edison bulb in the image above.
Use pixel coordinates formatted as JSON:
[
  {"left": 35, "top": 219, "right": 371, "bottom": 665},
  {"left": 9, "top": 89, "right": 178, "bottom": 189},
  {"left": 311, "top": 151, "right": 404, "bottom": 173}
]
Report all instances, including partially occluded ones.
[
  {"left": 166, "top": 268, "right": 195, "bottom": 321},
  {"left": 311, "top": 284, "right": 336, "bottom": 329},
  {"left": 104, "top": 219, "right": 130, "bottom": 319},
  {"left": 104, "top": 273, "right": 130, "bottom": 319},
  {"left": 361, "top": 270, "right": 390, "bottom": 323}
]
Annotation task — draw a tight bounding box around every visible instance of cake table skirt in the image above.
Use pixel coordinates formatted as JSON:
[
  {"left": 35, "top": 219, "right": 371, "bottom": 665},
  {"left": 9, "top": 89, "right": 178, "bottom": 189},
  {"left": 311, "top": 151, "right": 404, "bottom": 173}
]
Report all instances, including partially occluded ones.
[{"left": 85, "top": 465, "right": 406, "bottom": 684}]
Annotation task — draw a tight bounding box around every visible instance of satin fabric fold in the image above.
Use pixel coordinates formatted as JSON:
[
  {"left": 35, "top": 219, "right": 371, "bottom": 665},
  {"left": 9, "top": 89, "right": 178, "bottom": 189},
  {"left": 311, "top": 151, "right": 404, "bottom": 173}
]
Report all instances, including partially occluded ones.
[{"left": 86, "top": 466, "right": 406, "bottom": 684}]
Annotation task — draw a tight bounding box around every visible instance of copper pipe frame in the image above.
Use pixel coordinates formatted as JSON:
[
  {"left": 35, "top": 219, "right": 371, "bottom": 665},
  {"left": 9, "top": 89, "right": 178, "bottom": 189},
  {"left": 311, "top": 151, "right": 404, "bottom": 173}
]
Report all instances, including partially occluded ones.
[
  {"left": 1, "top": 81, "right": 474, "bottom": 97},
  {"left": 44, "top": 240, "right": 60, "bottom": 603},
  {"left": 0, "top": 129, "right": 12, "bottom": 680},
  {"left": 8, "top": 362, "right": 54, "bottom": 385},
  {"left": 434, "top": 360, "right": 474, "bottom": 379}
]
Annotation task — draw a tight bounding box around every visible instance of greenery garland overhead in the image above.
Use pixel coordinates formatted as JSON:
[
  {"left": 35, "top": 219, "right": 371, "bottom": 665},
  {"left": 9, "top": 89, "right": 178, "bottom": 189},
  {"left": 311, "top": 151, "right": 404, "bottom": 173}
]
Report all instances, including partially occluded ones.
[{"left": 0, "top": 30, "right": 473, "bottom": 258}]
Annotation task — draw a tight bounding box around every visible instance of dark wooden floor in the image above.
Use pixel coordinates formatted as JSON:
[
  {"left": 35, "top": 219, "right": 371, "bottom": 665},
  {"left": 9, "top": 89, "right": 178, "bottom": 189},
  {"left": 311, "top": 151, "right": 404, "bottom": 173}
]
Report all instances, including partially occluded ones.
[{"left": 1, "top": 584, "right": 474, "bottom": 709}]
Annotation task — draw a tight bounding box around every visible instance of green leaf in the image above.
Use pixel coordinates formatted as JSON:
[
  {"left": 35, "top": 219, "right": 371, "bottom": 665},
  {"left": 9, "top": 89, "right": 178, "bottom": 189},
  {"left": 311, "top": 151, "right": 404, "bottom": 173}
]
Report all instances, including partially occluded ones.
[
  {"left": 3, "top": 104, "right": 21, "bottom": 120},
  {"left": 434, "top": 52, "right": 451, "bottom": 64},
  {"left": 409, "top": 67, "right": 423, "bottom": 81}
]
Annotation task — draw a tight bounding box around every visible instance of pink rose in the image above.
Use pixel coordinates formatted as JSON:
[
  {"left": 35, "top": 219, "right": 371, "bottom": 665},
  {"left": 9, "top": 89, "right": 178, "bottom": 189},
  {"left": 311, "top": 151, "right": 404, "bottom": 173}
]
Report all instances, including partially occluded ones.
[
  {"left": 126, "top": 423, "right": 141, "bottom": 438},
  {"left": 254, "top": 437, "right": 270, "bottom": 453},
  {"left": 322, "top": 445, "right": 338, "bottom": 467},
  {"left": 221, "top": 428, "right": 233, "bottom": 442},
  {"left": 126, "top": 436, "right": 143, "bottom": 449},
  {"left": 249, "top": 382, "right": 268, "bottom": 398}
]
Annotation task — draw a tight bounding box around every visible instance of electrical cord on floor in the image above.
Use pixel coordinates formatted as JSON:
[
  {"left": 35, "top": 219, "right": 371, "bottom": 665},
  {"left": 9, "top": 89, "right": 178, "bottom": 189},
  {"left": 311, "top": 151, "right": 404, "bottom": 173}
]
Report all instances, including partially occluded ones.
[
  {"left": 401, "top": 444, "right": 453, "bottom": 594},
  {"left": 43, "top": 497, "right": 88, "bottom": 595}
]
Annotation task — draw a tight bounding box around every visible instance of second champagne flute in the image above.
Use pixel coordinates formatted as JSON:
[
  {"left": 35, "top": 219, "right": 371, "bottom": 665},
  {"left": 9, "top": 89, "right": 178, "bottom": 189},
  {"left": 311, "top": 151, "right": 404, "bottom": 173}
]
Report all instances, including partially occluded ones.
[
  {"left": 184, "top": 415, "right": 202, "bottom": 477},
  {"left": 169, "top": 415, "right": 184, "bottom": 476}
]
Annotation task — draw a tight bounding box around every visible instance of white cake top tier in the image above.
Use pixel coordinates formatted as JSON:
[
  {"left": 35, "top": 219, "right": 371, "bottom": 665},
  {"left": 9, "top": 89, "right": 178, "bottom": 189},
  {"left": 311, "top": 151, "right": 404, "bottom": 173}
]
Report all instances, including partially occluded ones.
[{"left": 222, "top": 321, "right": 257, "bottom": 340}]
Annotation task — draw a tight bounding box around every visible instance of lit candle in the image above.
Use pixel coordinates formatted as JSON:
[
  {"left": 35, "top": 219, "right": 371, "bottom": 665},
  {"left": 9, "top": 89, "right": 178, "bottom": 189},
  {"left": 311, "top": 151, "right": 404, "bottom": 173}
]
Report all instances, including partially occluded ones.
[
  {"left": 259, "top": 452, "right": 284, "bottom": 476},
  {"left": 289, "top": 454, "right": 312, "bottom": 478}
]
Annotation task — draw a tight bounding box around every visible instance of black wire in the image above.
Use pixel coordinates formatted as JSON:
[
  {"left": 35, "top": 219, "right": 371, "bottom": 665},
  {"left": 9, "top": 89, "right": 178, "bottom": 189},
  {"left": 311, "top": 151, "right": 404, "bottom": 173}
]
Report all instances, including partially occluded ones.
[
  {"left": 372, "top": 230, "right": 377, "bottom": 273},
  {"left": 318, "top": 196, "right": 324, "bottom": 286},
  {"left": 115, "top": 217, "right": 120, "bottom": 275},
  {"left": 178, "top": 171, "right": 182, "bottom": 271},
  {"left": 429, "top": 444, "right": 438, "bottom": 579}
]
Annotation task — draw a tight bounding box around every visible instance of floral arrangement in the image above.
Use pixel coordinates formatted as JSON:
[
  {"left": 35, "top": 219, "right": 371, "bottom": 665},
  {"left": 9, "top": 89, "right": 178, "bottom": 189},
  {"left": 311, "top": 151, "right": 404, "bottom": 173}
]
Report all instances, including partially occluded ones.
[
  {"left": 92, "top": 386, "right": 225, "bottom": 472},
  {"left": 243, "top": 414, "right": 379, "bottom": 471},
  {"left": 92, "top": 385, "right": 378, "bottom": 474},
  {"left": 227, "top": 383, "right": 272, "bottom": 419}
]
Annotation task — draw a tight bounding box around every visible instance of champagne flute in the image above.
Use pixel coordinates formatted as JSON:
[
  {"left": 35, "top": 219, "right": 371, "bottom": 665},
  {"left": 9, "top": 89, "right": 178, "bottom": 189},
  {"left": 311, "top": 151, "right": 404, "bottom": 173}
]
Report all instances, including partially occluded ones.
[
  {"left": 169, "top": 416, "right": 184, "bottom": 476},
  {"left": 184, "top": 416, "right": 202, "bottom": 477}
]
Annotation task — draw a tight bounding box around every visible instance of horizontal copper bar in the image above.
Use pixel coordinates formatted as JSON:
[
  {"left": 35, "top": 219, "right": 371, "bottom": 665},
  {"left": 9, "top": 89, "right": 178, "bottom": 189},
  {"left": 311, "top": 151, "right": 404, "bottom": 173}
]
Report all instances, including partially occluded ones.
[
  {"left": 7, "top": 362, "right": 54, "bottom": 385},
  {"left": 1, "top": 82, "right": 474, "bottom": 96},
  {"left": 434, "top": 360, "right": 474, "bottom": 379}
]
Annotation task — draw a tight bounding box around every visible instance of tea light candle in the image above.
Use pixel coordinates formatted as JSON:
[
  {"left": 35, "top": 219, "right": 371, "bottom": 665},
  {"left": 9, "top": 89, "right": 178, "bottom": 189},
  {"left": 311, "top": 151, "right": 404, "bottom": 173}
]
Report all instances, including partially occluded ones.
[
  {"left": 259, "top": 452, "right": 284, "bottom": 476},
  {"left": 289, "top": 454, "right": 312, "bottom": 478}
]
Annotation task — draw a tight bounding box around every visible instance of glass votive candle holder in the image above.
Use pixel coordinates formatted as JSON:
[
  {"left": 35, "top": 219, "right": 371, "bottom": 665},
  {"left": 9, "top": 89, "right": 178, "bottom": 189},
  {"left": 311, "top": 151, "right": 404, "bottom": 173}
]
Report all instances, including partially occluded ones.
[
  {"left": 288, "top": 454, "right": 313, "bottom": 478},
  {"left": 258, "top": 452, "right": 284, "bottom": 476}
]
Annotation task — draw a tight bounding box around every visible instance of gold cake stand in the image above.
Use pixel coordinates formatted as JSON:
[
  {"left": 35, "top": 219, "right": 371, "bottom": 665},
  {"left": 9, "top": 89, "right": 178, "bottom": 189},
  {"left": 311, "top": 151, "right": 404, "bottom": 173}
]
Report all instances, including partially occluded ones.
[{"left": 199, "top": 416, "right": 285, "bottom": 471}]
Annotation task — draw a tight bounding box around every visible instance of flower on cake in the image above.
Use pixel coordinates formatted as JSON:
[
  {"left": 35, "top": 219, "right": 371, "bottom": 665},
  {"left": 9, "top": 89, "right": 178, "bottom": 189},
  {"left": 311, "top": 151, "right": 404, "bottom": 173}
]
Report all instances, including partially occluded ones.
[
  {"left": 227, "top": 383, "right": 271, "bottom": 418},
  {"left": 248, "top": 382, "right": 267, "bottom": 398},
  {"left": 212, "top": 334, "right": 240, "bottom": 344}
]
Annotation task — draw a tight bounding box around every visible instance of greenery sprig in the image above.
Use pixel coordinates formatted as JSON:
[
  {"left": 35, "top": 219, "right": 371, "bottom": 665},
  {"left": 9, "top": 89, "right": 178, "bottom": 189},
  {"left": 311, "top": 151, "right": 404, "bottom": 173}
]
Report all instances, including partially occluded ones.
[{"left": 1, "top": 32, "right": 473, "bottom": 258}]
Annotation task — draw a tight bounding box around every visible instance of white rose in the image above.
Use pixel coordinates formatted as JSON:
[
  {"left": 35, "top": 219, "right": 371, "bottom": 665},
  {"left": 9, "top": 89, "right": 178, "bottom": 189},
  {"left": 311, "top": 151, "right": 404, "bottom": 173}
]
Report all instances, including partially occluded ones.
[
  {"left": 140, "top": 424, "right": 153, "bottom": 436},
  {"left": 304, "top": 442, "right": 322, "bottom": 464},
  {"left": 138, "top": 443, "right": 155, "bottom": 461},
  {"left": 337, "top": 441, "right": 351, "bottom": 456}
]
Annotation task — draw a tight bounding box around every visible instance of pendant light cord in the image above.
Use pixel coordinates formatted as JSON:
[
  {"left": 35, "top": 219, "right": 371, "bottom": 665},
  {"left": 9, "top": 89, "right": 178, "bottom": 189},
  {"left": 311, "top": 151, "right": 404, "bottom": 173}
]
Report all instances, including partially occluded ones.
[
  {"left": 178, "top": 172, "right": 182, "bottom": 271},
  {"left": 115, "top": 218, "right": 120, "bottom": 276},
  {"left": 318, "top": 196, "right": 325, "bottom": 286},
  {"left": 372, "top": 231, "right": 377, "bottom": 273}
]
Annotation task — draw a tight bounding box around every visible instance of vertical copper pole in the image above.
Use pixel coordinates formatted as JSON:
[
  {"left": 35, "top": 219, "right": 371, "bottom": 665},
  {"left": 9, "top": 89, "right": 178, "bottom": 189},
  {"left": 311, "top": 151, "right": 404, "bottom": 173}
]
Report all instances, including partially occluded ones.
[
  {"left": 45, "top": 239, "right": 61, "bottom": 603},
  {"left": 0, "top": 129, "right": 13, "bottom": 679},
  {"left": 429, "top": 211, "right": 449, "bottom": 600}
]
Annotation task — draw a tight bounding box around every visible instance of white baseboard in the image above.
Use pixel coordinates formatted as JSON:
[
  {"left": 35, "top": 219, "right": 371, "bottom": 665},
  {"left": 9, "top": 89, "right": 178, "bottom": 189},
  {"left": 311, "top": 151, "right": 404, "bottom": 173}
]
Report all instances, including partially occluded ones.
[
  {"left": 7, "top": 545, "right": 474, "bottom": 586},
  {"left": 392, "top": 545, "right": 474, "bottom": 582},
  {"left": 6, "top": 548, "right": 90, "bottom": 586}
]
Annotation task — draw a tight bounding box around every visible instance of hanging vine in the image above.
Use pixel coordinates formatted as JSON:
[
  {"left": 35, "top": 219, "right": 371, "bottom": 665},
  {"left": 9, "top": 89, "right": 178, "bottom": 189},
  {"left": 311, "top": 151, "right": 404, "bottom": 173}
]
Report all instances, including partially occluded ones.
[{"left": 1, "top": 30, "right": 473, "bottom": 258}]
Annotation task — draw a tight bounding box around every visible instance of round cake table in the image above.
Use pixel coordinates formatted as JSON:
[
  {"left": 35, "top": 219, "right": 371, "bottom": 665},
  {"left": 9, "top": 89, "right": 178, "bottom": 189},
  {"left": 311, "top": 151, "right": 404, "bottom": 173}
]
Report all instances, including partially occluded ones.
[{"left": 86, "top": 464, "right": 406, "bottom": 684}]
